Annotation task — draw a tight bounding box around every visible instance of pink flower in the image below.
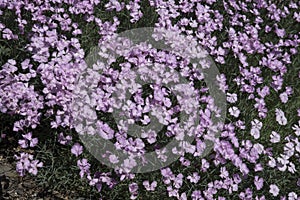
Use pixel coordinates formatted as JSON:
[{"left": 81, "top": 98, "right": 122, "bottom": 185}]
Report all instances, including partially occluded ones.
[
  {"left": 173, "top": 173, "right": 184, "bottom": 189},
  {"left": 129, "top": 182, "right": 139, "bottom": 199},
  {"left": 77, "top": 159, "right": 90, "bottom": 178},
  {"left": 18, "top": 139, "right": 28, "bottom": 148},
  {"left": 275, "top": 108, "right": 287, "bottom": 125},
  {"left": 28, "top": 160, "right": 43, "bottom": 175},
  {"left": 57, "top": 132, "right": 72, "bottom": 145},
  {"left": 251, "top": 128, "right": 260, "bottom": 139},
  {"left": 156, "top": 148, "right": 167, "bottom": 162},
  {"left": 216, "top": 74, "right": 228, "bottom": 92},
  {"left": 288, "top": 192, "right": 298, "bottom": 200},
  {"left": 179, "top": 192, "right": 187, "bottom": 200},
  {"left": 71, "top": 143, "right": 83, "bottom": 157},
  {"left": 18, "top": 132, "right": 38, "bottom": 148},
  {"left": 268, "top": 156, "right": 276, "bottom": 168},
  {"left": 254, "top": 163, "right": 263, "bottom": 172},
  {"left": 229, "top": 106, "right": 240, "bottom": 118},
  {"left": 269, "top": 184, "right": 280, "bottom": 196},
  {"left": 191, "top": 190, "right": 202, "bottom": 200},
  {"left": 187, "top": 172, "right": 200, "bottom": 183},
  {"left": 143, "top": 180, "right": 157, "bottom": 191},
  {"left": 270, "top": 131, "right": 280, "bottom": 143},
  {"left": 129, "top": 182, "right": 138, "bottom": 193},
  {"left": 167, "top": 186, "right": 178, "bottom": 198},
  {"left": 275, "top": 28, "right": 285, "bottom": 38},
  {"left": 255, "top": 195, "right": 266, "bottom": 200},
  {"left": 201, "top": 159, "right": 210, "bottom": 172},
  {"left": 279, "top": 92, "right": 289, "bottom": 103},
  {"left": 220, "top": 167, "right": 229, "bottom": 179},
  {"left": 141, "top": 130, "right": 157, "bottom": 144},
  {"left": 251, "top": 119, "right": 263, "bottom": 129},
  {"left": 226, "top": 93, "right": 237, "bottom": 103},
  {"left": 292, "top": 121, "right": 300, "bottom": 136},
  {"left": 109, "top": 154, "right": 119, "bottom": 164},
  {"left": 254, "top": 176, "right": 264, "bottom": 190},
  {"left": 29, "top": 138, "right": 38, "bottom": 147}
]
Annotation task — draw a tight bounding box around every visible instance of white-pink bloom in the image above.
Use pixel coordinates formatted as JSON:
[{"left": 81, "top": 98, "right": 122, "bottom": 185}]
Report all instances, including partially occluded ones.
[
  {"left": 251, "top": 119, "right": 263, "bottom": 130},
  {"left": 275, "top": 28, "right": 285, "bottom": 38},
  {"left": 129, "top": 182, "right": 138, "bottom": 200},
  {"left": 187, "top": 172, "right": 200, "bottom": 184},
  {"left": 295, "top": 138, "right": 300, "bottom": 153},
  {"left": 251, "top": 128, "right": 260, "bottom": 139},
  {"left": 220, "top": 167, "right": 229, "bottom": 178},
  {"left": 173, "top": 173, "right": 184, "bottom": 189},
  {"left": 292, "top": 121, "right": 300, "bottom": 136},
  {"left": 179, "top": 192, "right": 187, "bottom": 200},
  {"left": 288, "top": 192, "right": 297, "bottom": 200},
  {"left": 141, "top": 130, "right": 157, "bottom": 144},
  {"left": 143, "top": 180, "right": 157, "bottom": 191},
  {"left": 277, "top": 154, "right": 289, "bottom": 172},
  {"left": 71, "top": 143, "right": 83, "bottom": 157},
  {"left": 288, "top": 162, "right": 296, "bottom": 174},
  {"left": 226, "top": 93, "right": 238, "bottom": 103},
  {"left": 229, "top": 106, "right": 240, "bottom": 118},
  {"left": 284, "top": 142, "right": 295, "bottom": 157},
  {"left": 253, "top": 143, "right": 264, "bottom": 154},
  {"left": 275, "top": 108, "right": 287, "bottom": 125},
  {"left": 109, "top": 154, "right": 119, "bottom": 164},
  {"left": 18, "top": 139, "right": 28, "bottom": 148},
  {"left": 279, "top": 92, "right": 288, "bottom": 103},
  {"left": 270, "top": 131, "right": 280, "bottom": 143},
  {"left": 201, "top": 159, "right": 210, "bottom": 172},
  {"left": 156, "top": 148, "right": 167, "bottom": 162},
  {"left": 268, "top": 156, "right": 276, "bottom": 168},
  {"left": 269, "top": 184, "right": 280, "bottom": 197},
  {"left": 254, "top": 163, "right": 263, "bottom": 172}
]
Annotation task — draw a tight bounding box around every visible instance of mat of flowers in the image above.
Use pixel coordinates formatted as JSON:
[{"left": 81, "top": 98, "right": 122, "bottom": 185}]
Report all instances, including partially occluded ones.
[{"left": 0, "top": 0, "right": 300, "bottom": 199}]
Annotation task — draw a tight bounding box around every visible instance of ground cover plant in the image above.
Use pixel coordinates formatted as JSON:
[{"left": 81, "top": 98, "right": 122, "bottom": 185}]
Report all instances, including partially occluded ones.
[{"left": 0, "top": 0, "right": 300, "bottom": 199}]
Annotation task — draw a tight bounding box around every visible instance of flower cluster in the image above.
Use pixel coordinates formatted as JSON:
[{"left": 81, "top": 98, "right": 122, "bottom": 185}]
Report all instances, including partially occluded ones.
[
  {"left": 15, "top": 152, "right": 43, "bottom": 176},
  {"left": 0, "top": 0, "right": 300, "bottom": 199}
]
